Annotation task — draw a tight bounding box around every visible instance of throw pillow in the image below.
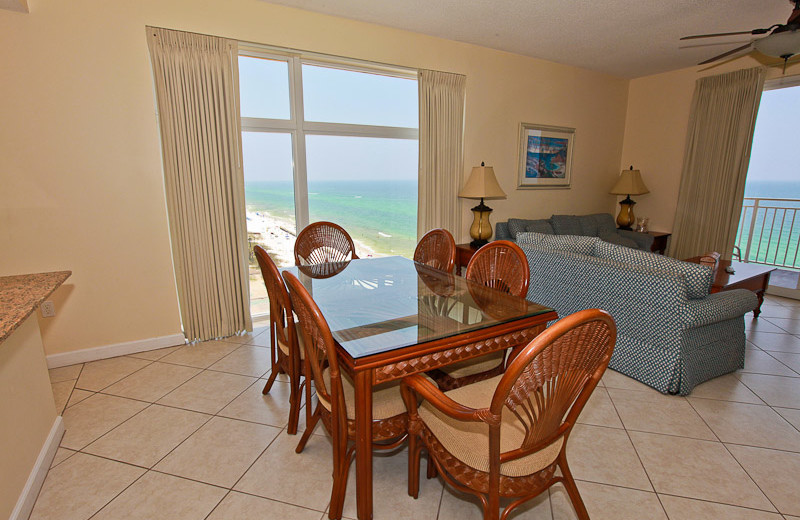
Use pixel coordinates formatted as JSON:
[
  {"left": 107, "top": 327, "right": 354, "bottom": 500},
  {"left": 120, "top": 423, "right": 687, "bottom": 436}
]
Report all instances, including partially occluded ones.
[
  {"left": 593, "top": 240, "right": 713, "bottom": 299},
  {"left": 507, "top": 218, "right": 553, "bottom": 239},
  {"left": 525, "top": 220, "right": 554, "bottom": 235},
  {"left": 518, "top": 232, "right": 599, "bottom": 255},
  {"left": 576, "top": 215, "right": 600, "bottom": 237},
  {"left": 602, "top": 234, "right": 639, "bottom": 249},
  {"left": 550, "top": 215, "right": 583, "bottom": 236}
]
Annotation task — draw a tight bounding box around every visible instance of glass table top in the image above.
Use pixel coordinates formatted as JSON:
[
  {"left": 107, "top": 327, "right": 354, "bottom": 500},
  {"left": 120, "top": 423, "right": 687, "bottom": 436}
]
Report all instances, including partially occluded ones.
[{"left": 282, "top": 256, "right": 553, "bottom": 359}]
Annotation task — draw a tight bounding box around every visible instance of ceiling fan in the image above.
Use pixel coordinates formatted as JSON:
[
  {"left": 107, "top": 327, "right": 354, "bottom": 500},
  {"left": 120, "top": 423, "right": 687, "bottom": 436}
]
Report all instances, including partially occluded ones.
[{"left": 681, "top": 0, "right": 800, "bottom": 69}]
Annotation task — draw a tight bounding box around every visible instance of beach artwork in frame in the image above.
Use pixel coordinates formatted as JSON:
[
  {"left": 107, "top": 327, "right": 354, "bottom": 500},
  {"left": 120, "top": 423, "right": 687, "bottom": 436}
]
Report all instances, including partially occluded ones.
[{"left": 517, "top": 123, "right": 575, "bottom": 188}]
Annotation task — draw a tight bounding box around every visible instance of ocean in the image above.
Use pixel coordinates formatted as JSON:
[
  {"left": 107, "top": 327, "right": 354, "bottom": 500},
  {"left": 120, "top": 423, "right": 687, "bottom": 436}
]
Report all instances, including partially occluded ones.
[
  {"left": 744, "top": 179, "right": 800, "bottom": 199},
  {"left": 740, "top": 179, "right": 800, "bottom": 268},
  {"left": 245, "top": 179, "right": 418, "bottom": 258}
]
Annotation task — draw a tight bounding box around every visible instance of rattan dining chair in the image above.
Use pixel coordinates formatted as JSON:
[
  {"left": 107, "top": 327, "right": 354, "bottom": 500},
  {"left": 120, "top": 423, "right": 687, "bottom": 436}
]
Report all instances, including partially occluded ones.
[
  {"left": 430, "top": 240, "right": 530, "bottom": 390},
  {"left": 294, "top": 221, "right": 359, "bottom": 266},
  {"left": 282, "top": 271, "right": 408, "bottom": 520},
  {"left": 254, "top": 246, "right": 306, "bottom": 435},
  {"left": 414, "top": 228, "right": 457, "bottom": 273},
  {"left": 401, "top": 309, "right": 616, "bottom": 520}
]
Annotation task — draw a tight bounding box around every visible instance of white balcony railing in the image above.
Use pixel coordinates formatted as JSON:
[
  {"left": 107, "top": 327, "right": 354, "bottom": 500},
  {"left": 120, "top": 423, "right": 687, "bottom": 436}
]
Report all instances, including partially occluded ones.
[{"left": 735, "top": 197, "right": 800, "bottom": 269}]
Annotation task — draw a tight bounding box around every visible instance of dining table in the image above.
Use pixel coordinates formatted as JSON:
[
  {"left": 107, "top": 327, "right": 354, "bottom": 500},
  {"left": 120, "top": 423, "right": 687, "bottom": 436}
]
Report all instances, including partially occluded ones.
[{"left": 283, "top": 255, "right": 557, "bottom": 519}]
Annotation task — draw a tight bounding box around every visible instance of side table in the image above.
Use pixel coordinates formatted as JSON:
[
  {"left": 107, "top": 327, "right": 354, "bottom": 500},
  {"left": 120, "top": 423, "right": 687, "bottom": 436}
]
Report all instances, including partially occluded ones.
[
  {"left": 454, "top": 243, "right": 478, "bottom": 275},
  {"left": 647, "top": 231, "right": 671, "bottom": 255}
]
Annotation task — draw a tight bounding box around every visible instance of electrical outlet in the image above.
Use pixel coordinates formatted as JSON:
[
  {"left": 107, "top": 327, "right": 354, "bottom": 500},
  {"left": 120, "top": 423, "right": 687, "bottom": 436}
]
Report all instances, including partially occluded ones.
[{"left": 41, "top": 301, "right": 56, "bottom": 318}]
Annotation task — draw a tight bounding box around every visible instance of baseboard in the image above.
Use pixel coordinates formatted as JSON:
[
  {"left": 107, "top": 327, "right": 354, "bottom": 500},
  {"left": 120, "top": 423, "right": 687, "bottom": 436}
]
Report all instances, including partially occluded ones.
[
  {"left": 10, "top": 417, "right": 64, "bottom": 520},
  {"left": 46, "top": 333, "right": 186, "bottom": 368}
]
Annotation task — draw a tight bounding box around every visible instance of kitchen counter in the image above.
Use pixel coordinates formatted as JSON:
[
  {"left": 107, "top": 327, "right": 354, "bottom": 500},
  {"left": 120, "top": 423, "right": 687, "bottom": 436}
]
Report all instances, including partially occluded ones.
[{"left": 0, "top": 271, "right": 71, "bottom": 344}]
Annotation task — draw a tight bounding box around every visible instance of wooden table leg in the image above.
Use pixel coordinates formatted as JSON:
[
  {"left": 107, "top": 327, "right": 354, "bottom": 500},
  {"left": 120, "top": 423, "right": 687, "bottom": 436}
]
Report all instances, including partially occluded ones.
[{"left": 354, "top": 369, "right": 374, "bottom": 520}]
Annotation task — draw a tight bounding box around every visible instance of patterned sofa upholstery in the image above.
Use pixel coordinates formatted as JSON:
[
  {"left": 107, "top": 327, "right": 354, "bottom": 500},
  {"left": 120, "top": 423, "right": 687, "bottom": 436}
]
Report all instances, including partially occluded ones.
[
  {"left": 495, "top": 213, "right": 654, "bottom": 251},
  {"left": 517, "top": 232, "right": 758, "bottom": 395}
]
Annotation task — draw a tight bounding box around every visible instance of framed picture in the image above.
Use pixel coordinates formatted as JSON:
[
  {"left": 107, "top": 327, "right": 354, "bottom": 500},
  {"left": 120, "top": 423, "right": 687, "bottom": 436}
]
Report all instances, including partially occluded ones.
[{"left": 517, "top": 123, "right": 575, "bottom": 188}]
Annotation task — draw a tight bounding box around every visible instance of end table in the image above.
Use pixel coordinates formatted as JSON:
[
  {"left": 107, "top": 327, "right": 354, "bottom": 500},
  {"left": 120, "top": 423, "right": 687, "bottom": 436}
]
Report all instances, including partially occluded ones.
[
  {"left": 454, "top": 243, "right": 478, "bottom": 275},
  {"left": 647, "top": 231, "right": 671, "bottom": 255}
]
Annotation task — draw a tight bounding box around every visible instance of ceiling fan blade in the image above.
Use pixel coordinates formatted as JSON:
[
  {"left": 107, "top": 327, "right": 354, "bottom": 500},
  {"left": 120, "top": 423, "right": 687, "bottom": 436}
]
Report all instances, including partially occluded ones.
[
  {"left": 681, "top": 28, "right": 771, "bottom": 40},
  {"left": 698, "top": 43, "right": 754, "bottom": 65}
]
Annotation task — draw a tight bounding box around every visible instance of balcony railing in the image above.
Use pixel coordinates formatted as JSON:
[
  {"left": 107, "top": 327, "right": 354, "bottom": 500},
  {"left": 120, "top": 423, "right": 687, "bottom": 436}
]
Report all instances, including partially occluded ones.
[{"left": 735, "top": 197, "right": 800, "bottom": 269}]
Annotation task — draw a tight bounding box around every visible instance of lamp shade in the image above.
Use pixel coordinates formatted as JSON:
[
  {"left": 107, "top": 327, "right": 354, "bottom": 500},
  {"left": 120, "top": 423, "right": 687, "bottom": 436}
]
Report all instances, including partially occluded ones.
[
  {"left": 610, "top": 167, "right": 650, "bottom": 196},
  {"left": 459, "top": 163, "right": 507, "bottom": 200},
  {"left": 754, "top": 29, "right": 800, "bottom": 59}
]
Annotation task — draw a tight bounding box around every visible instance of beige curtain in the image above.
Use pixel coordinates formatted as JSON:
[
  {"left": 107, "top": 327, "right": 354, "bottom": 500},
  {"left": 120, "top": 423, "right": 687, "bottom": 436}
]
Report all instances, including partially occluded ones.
[
  {"left": 669, "top": 67, "right": 766, "bottom": 260},
  {"left": 147, "top": 27, "right": 252, "bottom": 341},
  {"left": 418, "top": 69, "right": 466, "bottom": 239}
]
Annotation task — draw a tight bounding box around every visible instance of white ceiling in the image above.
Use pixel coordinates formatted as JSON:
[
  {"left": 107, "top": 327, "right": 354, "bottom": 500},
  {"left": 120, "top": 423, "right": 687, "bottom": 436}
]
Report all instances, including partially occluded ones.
[{"left": 261, "top": 0, "right": 795, "bottom": 78}]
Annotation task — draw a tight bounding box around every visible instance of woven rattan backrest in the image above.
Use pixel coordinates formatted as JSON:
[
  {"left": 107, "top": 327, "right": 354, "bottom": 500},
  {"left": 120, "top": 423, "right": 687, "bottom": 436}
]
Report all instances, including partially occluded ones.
[
  {"left": 282, "top": 271, "right": 341, "bottom": 419},
  {"left": 414, "top": 229, "right": 456, "bottom": 273},
  {"left": 491, "top": 309, "right": 616, "bottom": 462},
  {"left": 294, "top": 221, "right": 359, "bottom": 266},
  {"left": 465, "top": 240, "right": 530, "bottom": 298},
  {"left": 254, "top": 246, "right": 296, "bottom": 348}
]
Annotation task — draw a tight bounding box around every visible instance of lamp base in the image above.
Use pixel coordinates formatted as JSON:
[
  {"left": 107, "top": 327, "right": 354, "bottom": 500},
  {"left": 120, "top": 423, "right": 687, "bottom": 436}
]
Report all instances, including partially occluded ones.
[
  {"left": 469, "top": 199, "right": 493, "bottom": 248},
  {"left": 616, "top": 196, "right": 636, "bottom": 230}
]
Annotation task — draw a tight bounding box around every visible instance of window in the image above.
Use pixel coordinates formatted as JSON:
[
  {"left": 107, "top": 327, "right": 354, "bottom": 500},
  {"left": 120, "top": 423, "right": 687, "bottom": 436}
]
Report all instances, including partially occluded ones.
[{"left": 238, "top": 52, "right": 419, "bottom": 315}]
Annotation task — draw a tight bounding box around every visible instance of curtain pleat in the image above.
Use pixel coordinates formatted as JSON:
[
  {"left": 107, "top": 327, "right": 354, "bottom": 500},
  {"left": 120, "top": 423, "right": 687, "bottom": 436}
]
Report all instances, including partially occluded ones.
[
  {"left": 147, "top": 27, "right": 251, "bottom": 341},
  {"left": 418, "top": 69, "right": 466, "bottom": 239},
  {"left": 669, "top": 67, "right": 766, "bottom": 260}
]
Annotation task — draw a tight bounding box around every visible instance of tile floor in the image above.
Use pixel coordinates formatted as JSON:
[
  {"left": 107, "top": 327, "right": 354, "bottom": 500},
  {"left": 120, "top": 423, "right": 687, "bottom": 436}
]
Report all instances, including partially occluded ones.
[{"left": 31, "top": 295, "right": 800, "bottom": 519}]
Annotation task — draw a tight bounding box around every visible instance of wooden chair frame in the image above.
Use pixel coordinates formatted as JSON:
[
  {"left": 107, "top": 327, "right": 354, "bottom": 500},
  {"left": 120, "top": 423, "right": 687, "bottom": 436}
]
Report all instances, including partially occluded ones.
[
  {"left": 402, "top": 309, "right": 616, "bottom": 520},
  {"left": 294, "top": 221, "right": 359, "bottom": 266},
  {"left": 282, "top": 271, "right": 407, "bottom": 520},
  {"left": 254, "top": 246, "right": 307, "bottom": 435},
  {"left": 414, "top": 228, "right": 457, "bottom": 273}
]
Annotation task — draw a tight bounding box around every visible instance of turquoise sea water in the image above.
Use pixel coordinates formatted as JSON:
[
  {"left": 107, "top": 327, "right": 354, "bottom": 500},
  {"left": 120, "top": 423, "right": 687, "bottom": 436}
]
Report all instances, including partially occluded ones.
[
  {"left": 740, "top": 180, "right": 800, "bottom": 268},
  {"left": 245, "top": 180, "right": 418, "bottom": 258}
]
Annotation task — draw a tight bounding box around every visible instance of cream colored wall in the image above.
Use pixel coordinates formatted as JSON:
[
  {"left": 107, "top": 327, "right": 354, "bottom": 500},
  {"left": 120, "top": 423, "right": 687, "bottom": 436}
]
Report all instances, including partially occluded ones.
[
  {"left": 0, "top": 0, "right": 629, "bottom": 355},
  {"left": 620, "top": 55, "right": 800, "bottom": 234},
  {"left": 0, "top": 316, "right": 58, "bottom": 519}
]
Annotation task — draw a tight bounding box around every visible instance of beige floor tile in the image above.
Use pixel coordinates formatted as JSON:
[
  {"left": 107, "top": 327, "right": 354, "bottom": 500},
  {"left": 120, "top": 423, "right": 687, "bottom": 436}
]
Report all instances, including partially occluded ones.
[
  {"left": 50, "top": 447, "right": 76, "bottom": 468},
  {"left": 128, "top": 345, "right": 183, "bottom": 361},
  {"left": 566, "top": 424, "right": 652, "bottom": 491},
  {"left": 246, "top": 330, "right": 273, "bottom": 348},
  {"left": 234, "top": 432, "right": 333, "bottom": 511},
  {"left": 610, "top": 389, "right": 716, "bottom": 440},
  {"left": 160, "top": 340, "right": 240, "bottom": 369},
  {"left": 61, "top": 393, "right": 149, "bottom": 450},
  {"left": 155, "top": 416, "right": 281, "bottom": 487},
  {"left": 689, "top": 399, "right": 800, "bottom": 452},
  {"left": 768, "top": 351, "right": 800, "bottom": 375},
  {"left": 575, "top": 387, "right": 623, "bottom": 429},
  {"left": 764, "top": 318, "right": 800, "bottom": 335},
  {"left": 76, "top": 356, "right": 152, "bottom": 391},
  {"left": 601, "top": 369, "right": 660, "bottom": 393},
  {"left": 747, "top": 331, "right": 800, "bottom": 354},
  {"left": 218, "top": 325, "right": 269, "bottom": 345},
  {"left": 747, "top": 320, "right": 788, "bottom": 335},
  {"left": 739, "top": 350, "right": 797, "bottom": 377},
  {"left": 219, "top": 379, "right": 300, "bottom": 428},
  {"left": 157, "top": 370, "right": 255, "bottom": 414},
  {"left": 209, "top": 344, "right": 272, "bottom": 378},
  {"left": 550, "top": 481, "right": 667, "bottom": 520},
  {"left": 629, "top": 431, "right": 774, "bottom": 511},
  {"left": 103, "top": 361, "right": 201, "bottom": 402},
  {"left": 48, "top": 364, "right": 82, "bottom": 383},
  {"left": 29, "top": 452, "right": 145, "bottom": 520},
  {"left": 66, "top": 388, "right": 94, "bottom": 408},
  {"left": 689, "top": 373, "right": 765, "bottom": 404},
  {"left": 340, "top": 448, "right": 443, "bottom": 520},
  {"left": 92, "top": 470, "right": 227, "bottom": 520},
  {"left": 775, "top": 407, "right": 800, "bottom": 430},
  {"left": 759, "top": 305, "right": 800, "bottom": 320},
  {"left": 659, "top": 495, "right": 783, "bottom": 519},
  {"left": 84, "top": 404, "right": 210, "bottom": 468},
  {"left": 738, "top": 373, "right": 800, "bottom": 409},
  {"left": 207, "top": 491, "right": 322, "bottom": 520},
  {"left": 438, "top": 484, "right": 550, "bottom": 520},
  {"left": 51, "top": 379, "right": 75, "bottom": 414},
  {"left": 729, "top": 444, "right": 800, "bottom": 516}
]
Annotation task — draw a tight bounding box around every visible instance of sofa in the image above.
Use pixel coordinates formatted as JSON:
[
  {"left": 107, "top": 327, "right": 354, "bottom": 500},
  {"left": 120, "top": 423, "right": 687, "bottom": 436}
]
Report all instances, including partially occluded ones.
[
  {"left": 496, "top": 213, "right": 654, "bottom": 251},
  {"left": 517, "top": 232, "right": 758, "bottom": 395}
]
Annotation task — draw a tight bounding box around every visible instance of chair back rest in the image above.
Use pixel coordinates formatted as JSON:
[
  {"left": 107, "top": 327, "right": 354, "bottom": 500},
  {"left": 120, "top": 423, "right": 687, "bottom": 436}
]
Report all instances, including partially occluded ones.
[
  {"left": 490, "top": 309, "right": 616, "bottom": 464},
  {"left": 465, "top": 240, "right": 530, "bottom": 298},
  {"left": 414, "top": 229, "right": 456, "bottom": 273},
  {"left": 282, "top": 271, "right": 346, "bottom": 428},
  {"left": 254, "top": 246, "right": 296, "bottom": 351},
  {"left": 294, "top": 221, "right": 359, "bottom": 266}
]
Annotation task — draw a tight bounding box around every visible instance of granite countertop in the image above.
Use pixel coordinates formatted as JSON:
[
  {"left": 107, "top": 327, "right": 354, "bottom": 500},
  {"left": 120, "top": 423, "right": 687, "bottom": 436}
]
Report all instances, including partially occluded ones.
[{"left": 0, "top": 271, "right": 71, "bottom": 343}]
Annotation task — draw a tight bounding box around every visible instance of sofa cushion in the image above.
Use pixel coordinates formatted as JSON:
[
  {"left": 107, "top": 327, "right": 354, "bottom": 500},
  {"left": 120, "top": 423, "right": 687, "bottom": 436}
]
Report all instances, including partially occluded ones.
[
  {"left": 508, "top": 218, "right": 553, "bottom": 239},
  {"left": 592, "top": 241, "right": 713, "bottom": 299},
  {"left": 592, "top": 213, "right": 619, "bottom": 239},
  {"left": 517, "top": 232, "right": 600, "bottom": 255},
  {"left": 601, "top": 233, "right": 640, "bottom": 249},
  {"left": 576, "top": 215, "right": 600, "bottom": 237},
  {"left": 550, "top": 215, "right": 582, "bottom": 236}
]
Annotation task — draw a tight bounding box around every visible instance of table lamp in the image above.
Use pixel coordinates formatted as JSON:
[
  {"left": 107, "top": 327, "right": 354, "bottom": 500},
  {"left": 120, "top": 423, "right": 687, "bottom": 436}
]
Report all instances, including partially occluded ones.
[
  {"left": 459, "top": 162, "right": 507, "bottom": 248},
  {"left": 610, "top": 166, "right": 650, "bottom": 230}
]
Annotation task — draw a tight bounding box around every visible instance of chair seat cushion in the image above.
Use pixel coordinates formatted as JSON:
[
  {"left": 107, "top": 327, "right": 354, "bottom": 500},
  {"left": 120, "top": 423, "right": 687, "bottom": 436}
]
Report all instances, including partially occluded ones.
[
  {"left": 439, "top": 351, "right": 504, "bottom": 378},
  {"left": 277, "top": 321, "right": 305, "bottom": 359},
  {"left": 320, "top": 368, "right": 406, "bottom": 421},
  {"left": 418, "top": 375, "right": 564, "bottom": 477}
]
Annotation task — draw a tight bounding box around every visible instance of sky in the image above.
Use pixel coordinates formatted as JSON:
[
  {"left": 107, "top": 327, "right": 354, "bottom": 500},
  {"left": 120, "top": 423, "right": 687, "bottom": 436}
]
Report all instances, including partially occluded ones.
[
  {"left": 747, "top": 84, "right": 800, "bottom": 183},
  {"left": 239, "top": 57, "right": 419, "bottom": 182}
]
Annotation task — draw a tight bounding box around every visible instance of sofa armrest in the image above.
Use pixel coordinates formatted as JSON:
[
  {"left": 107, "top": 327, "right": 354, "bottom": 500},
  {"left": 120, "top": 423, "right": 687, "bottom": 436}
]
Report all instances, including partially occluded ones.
[
  {"left": 683, "top": 289, "right": 758, "bottom": 327},
  {"left": 617, "top": 229, "right": 654, "bottom": 251}
]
